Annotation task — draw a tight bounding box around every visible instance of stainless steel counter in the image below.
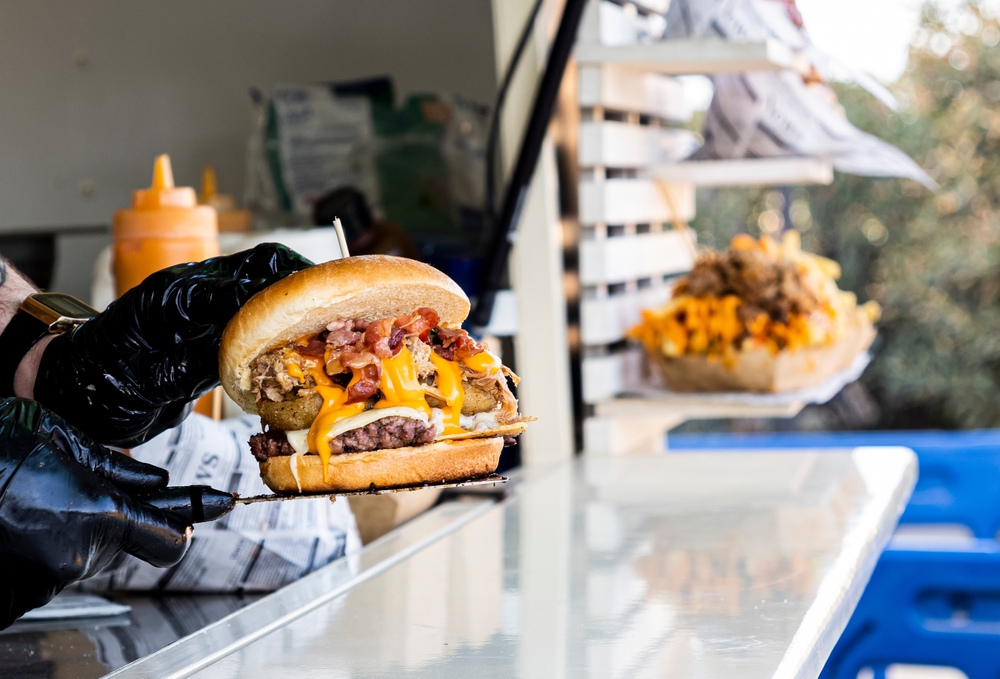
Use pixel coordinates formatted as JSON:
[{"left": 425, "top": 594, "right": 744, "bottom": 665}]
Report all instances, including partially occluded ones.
[{"left": 110, "top": 448, "right": 915, "bottom": 679}]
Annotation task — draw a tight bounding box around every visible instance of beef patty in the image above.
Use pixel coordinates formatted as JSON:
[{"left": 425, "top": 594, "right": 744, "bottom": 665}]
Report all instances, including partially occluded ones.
[{"left": 249, "top": 416, "right": 437, "bottom": 462}]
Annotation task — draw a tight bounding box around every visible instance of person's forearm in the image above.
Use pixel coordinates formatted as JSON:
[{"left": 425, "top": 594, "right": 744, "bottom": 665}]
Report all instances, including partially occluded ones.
[
  {"left": 0, "top": 259, "right": 38, "bottom": 331},
  {"left": 0, "top": 257, "right": 53, "bottom": 399}
]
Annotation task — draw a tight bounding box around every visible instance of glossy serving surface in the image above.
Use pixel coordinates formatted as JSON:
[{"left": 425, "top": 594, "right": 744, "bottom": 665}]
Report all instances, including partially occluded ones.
[{"left": 174, "top": 449, "right": 915, "bottom": 679}]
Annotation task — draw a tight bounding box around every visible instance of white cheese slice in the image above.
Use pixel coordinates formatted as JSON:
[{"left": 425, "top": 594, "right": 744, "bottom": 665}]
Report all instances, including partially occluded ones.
[{"left": 285, "top": 429, "right": 310, "bottom": 455}]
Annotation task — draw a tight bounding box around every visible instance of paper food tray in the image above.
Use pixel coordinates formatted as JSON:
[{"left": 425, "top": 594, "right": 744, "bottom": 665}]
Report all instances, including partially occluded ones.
[{"left": 622, "top": 352, "right": 871, "bottom": 408}]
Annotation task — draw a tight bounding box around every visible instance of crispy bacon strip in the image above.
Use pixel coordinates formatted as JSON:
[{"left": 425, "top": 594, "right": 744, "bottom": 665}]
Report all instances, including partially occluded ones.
[
  {"left": 433, "top": 327, "right": 485, "bottom": 360},
  {"left": 364, "top": 319, "right": 395, "bottom": 359},
  {"left": 396, "top": 308, "right": 440, "bottom": 341},
  {"left": 325, "top": 320, "right": 379, "bottom": 374},
  {"left": 293, "top": 340, "right": 326, "bottom": 358},
  {"left": 346, "top": 364, "right": 381, "bottom": 404}
]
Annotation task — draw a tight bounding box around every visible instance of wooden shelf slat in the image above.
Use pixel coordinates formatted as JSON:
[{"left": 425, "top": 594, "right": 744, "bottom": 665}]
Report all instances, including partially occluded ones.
[
  {"left": 575, "top": 38, "right": 795, "bottom": 75},
  {"left": 652, "top": 157, "right": 834, "bottom": 187}
]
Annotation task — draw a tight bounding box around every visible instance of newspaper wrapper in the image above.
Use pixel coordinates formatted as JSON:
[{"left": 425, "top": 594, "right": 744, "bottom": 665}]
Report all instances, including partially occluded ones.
[
  {"left": 662, "top": 0, "right": 935, "bottom": 188},
  {"left": 692, "top": 71, "right": 936, "bottom": 189},
  {"left": 649, "top": 314, "right": 876, "bottom": 393},
  {"left": 80, "top": 415, "right": 362, "bottom": 593}
]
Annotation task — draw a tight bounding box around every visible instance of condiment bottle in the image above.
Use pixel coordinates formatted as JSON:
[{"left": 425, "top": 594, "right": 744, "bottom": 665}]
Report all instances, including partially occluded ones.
[
  {"left": 113, "top": 154, "right": 219, "bottom": 296},
  {"left": 199, "top": 165, "right": 253, "bottom": 233},
  {"left": 113, "top": 154, "right": 221, "bottom": 418}
]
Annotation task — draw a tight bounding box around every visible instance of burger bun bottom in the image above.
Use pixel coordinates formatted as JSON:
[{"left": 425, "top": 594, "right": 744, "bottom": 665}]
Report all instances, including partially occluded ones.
[{"left": 259, "top": 437, "right": 504, "bottom": 493}]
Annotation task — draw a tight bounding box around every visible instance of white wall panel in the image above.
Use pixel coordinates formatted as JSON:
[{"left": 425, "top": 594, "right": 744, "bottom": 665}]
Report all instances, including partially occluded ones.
[{"left": 0, "top": 0, "right": 497, "bottom": 231}]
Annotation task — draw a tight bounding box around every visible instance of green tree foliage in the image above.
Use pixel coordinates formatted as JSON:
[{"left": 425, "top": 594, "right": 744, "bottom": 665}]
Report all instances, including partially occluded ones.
[{"left": 692, "top": 1, "right": 1000, "bottom": 428}]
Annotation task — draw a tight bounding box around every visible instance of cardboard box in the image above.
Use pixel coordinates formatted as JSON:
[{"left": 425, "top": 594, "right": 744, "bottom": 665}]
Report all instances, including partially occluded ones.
[{"left": 651, "top": 313, "right": 876, "bottom": 393}]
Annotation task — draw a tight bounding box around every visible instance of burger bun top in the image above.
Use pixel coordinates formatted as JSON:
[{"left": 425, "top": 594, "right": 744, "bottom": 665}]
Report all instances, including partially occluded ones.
[{"left": 220, "top": 254, "right": 469, "bottom": 413}]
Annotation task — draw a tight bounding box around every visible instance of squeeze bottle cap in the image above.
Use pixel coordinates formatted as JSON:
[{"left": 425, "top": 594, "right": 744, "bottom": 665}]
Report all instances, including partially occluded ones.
[
  {"left": 199, "top": 165, "right": 235, "bottom": 211},
  {"left": 134, "top": 154, "right": 197, "bottom": 209},
  {"left": 114, "top": 154, "right": 217, "bottom": 239},
  {"left": 199, "top": 164, "right": 252, "bottom": 232}
]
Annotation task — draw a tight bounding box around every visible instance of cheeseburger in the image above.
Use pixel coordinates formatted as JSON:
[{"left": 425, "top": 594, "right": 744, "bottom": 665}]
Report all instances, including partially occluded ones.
[{"left": 219, "top": 255, "right": 528, "bottom": 493}]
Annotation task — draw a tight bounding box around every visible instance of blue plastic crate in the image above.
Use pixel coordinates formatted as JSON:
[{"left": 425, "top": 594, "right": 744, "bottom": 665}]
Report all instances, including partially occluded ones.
[
  {"left": 668, "top": 430, "right": 1000, "bottom": 677},
  {"left": 669, "top": 430, "right": 1000, "bottom": 538}
]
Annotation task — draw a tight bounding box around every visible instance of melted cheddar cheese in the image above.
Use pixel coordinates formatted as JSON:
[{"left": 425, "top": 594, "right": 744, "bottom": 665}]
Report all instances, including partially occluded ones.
[
  {"left": 462, "top": 350, "right": 503, "bottom": 375},
  {"left": 379, "top": 346, "right": 428, "bottom": 403},
  {"left": 307, "top": 379, "right": 365, "bottom": 481},
  {"left": 284, "top": 339, "right": 508, "bottom": 480},
  {"left": 429, "top": 351, "right": 465, "bottom": 435},
  {"left": 285, "top": 361, "right": 305, "bottom": 381}
]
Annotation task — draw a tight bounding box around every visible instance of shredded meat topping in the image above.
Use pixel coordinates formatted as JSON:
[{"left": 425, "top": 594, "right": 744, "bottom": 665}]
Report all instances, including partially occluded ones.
[
  {"left": 676, "top": 248, "right": 819, "bottom": 324},
  {"left": 251, "top": 351, "right": 306, "bottom": 403},
  {"left": 406, "top": 336, "right": 435, "bottom": 380},
  {"left": 461, "top": 364, "right": 519, "bottom": 423}
]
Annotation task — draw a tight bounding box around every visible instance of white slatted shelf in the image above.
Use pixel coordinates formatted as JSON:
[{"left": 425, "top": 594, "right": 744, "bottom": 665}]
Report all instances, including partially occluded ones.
[
  {"left": 580, "top": 284, "right": 671, "bottom": 346},
  {"left": 579, "top": 121, "right": 698, "bottom": 168},
  {"left": 578, "top": 179, "right": 695, "bottom": 225},
  {"left": 578, "top": 228, "right": 694, "bottom": 286},
  {"left": 596, "top": 395, "right": 806, "bottom": 419},
  {"left": 575, "top": 38, "right": 796, "bottom": 75},
  {"left": 571, "top": 0, "right": 858, "bottom": 456},
  {"left": 652, "top": 157, "right": 834, "bottom": 187},
  {"left": 578, "top": 63, "right": 691, "bottom": 122}
]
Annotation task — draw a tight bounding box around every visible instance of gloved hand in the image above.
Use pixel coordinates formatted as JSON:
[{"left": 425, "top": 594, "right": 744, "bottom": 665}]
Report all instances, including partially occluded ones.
[
  {"left": 0, "top": 398, "right": 233, "bottom": 629},
  {"left": 32, "top": 244, "right": 312, "bottom": 447}
]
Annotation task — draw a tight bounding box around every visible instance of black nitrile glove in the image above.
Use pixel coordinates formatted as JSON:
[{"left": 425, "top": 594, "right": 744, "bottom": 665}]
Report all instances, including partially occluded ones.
[
  {"left": 0, "top": 398, "right": 233, "bottom": 629},
  {"left": 33, "top": 244, "right": 313, "bottom": 448}
]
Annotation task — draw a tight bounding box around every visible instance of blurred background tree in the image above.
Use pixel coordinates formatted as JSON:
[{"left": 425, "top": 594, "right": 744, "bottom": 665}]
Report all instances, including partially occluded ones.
[{"left": 688, "top": 0, "right": 1000, "bottom": 430}]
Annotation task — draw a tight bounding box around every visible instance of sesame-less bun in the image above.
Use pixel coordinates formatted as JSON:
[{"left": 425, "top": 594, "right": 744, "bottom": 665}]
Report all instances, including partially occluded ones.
[
  {"left": 259, "top": 437, "right": 503, "bottom": 493},
  {"left": 220, "top": 254, "right": 470, "bottom": 414}
]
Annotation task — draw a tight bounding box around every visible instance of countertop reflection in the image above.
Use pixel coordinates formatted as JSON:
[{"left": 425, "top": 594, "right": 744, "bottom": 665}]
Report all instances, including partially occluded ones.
[
  {"left": 0, "top": 593, "right": 261, "bottom": 679},
  {"left": 180, "top": 449, "right": 915, "bottom": 679}
]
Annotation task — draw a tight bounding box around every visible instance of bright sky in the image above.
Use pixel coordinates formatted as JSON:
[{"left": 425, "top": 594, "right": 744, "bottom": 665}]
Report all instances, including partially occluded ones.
[{"left": 796, "top": 0, "right": 925, "bottom": 84}]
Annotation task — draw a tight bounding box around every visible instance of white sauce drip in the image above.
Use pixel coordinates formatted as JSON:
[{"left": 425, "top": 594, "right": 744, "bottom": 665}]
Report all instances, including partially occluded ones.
[
  {"left": 288, "top": 452, "right": 303, "bottom": 493},
  {"left": 430, "top": 408, "right": 446, "bottom": 436},
  {"left": 459, "top": 412, "right": 500, "bottom": 432}
]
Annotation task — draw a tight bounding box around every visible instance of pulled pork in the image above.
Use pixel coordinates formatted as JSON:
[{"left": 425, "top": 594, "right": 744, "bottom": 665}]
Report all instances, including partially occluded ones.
[
  {"left": 676, "top": 247, "right": 818, "bottom": 324},
  {"left": 251, "top": 351, "right": 306, "bottom": 403},
  {"left": 461, "top": 363, "right": 519, "bottom": 423},
  {"left": 406, "top": 335, "right": 435, "bottom": 380}
]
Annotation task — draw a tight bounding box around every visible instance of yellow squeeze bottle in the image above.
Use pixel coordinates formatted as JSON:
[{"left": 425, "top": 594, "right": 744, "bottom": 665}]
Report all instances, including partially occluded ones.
[{"left": 113, "top": 154, "right": 219, "bottom": 296}]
